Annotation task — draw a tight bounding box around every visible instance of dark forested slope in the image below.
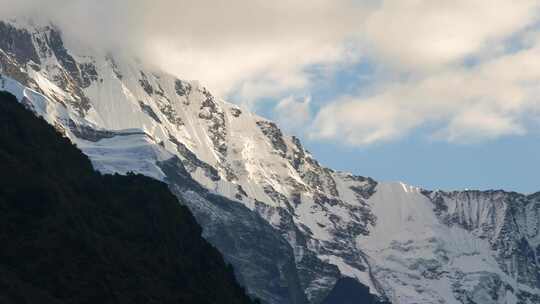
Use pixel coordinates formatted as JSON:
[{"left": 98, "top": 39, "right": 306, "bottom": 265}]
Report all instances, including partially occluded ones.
[{"left": 0, "top": 91, "right": 255, "bottom": 304}]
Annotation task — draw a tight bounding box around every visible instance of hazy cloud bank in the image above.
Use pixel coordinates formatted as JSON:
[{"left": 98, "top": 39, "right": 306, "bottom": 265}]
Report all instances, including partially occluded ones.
[{"left": 311, "top": 0, "right": 540, "bottom": 145}]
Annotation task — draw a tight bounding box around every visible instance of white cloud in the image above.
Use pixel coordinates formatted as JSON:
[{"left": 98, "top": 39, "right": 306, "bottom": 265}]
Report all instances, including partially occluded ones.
[
  {"left": 438, "top": 109, "right": 526, "bottom": 143},
  {"left": 0, "top": 0, "right": 366, "bottom": 102},
  {"left": 312, "top": 43, "right": 540, "bottom": 145},
  {"left": 311, "top": 0, "right": 540, "bottom": 145},
  {"left": 363, "top": 0, "right": 540, "bottom": 70},
  {"left": 273, "top": 95, "right": 312, "bottom": 132},
  {"left": 311, "top": 93, "right": 420, "bottom": 145}
]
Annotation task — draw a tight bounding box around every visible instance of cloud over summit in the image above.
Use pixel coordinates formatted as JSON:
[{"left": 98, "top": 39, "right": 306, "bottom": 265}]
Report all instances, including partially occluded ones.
[{"left": 3, "top": 0, "right": 540, "bottom": 145}]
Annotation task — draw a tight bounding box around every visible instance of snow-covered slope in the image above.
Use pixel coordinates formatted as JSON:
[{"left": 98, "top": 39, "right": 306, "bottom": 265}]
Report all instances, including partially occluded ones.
[
  {"left": 359, "top": 184, "right": 540, "bottom": 303},
  {"left": 1, "top": 19, "right": 539, "bottom": 304}
]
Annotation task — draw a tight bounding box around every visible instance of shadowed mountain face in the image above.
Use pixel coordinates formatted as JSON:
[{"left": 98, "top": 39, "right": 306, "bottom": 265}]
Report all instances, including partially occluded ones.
[
  {"left": 0, "top": 91, "right": 256, "bottom": 304},
  {"left": 322, "top": 278, "right": 391, "bottom": 304}
]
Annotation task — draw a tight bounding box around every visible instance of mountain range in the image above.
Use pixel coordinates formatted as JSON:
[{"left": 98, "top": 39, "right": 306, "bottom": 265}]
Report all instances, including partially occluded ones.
[{"left": 1, "top": 18, "right": 539, "bottom": 304}]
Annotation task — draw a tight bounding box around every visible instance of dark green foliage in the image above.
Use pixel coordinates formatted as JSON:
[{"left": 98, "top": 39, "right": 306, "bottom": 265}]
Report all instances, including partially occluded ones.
[{"left": 0, "top": 91, "right": 256, "bottom": 304}]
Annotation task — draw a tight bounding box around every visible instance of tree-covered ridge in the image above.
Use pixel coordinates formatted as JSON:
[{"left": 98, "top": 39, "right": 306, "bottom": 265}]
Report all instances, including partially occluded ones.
[{"left": 0, "top": 91, "right": 256, "bottom": 304}]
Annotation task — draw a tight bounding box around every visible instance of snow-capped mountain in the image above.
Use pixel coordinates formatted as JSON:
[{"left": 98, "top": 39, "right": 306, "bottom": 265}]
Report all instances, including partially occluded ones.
[{"left": 1, "top": 18, "right": 539, "bottom": 304}]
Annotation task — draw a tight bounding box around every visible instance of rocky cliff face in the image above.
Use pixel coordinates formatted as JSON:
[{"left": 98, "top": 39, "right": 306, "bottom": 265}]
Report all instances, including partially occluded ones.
[
  {"left": 426, "top": 190, "right": 540, "bottom": 303},
  {"left": 357, "top": 182, "right": 540, "bottom": 304},
  {"left": 1, "top": 18, "right": 539, "bottom": 304}
]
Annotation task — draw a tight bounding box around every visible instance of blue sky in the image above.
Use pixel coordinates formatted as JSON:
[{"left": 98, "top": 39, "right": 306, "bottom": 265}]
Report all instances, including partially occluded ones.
[
  {"left": 307, "top": 131, "right": 540, "bottom": 194},
  {"left": 254, "top": 59, "right": 540, "bottom": 194}
]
